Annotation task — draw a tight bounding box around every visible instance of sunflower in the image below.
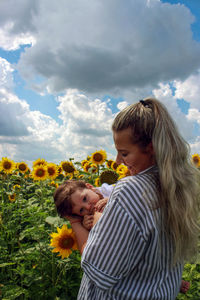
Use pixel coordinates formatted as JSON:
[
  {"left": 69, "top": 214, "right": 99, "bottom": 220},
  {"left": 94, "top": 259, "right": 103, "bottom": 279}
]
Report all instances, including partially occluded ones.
[
  {"left": 50, "top": 224, "right": 78, "bottom": 259},
  {"left": 57, "top": 166, "right": 63, "bottom": 175},
  {"left": 50, "top": 181, "right": 59, "bottom": 188},
  {"left": 111, "top": 161, "right": 119, "bottom": 171},
  {"left": 91, "top": 150, "right": 107, "bottom": 165},
  {"left": 9, "top": 193, "right": 16, "bottom": 202},
  {"left": 81, "top": 159, "right": 88, "bottom": 168},
  {"left": 46, "top": 163, "right": 58, "bottom": 180},
  {"left": 94, "top": 177, "right": 100, "bottom": 187},
  {"left": 32, "top": 165, "right": 48, "bottom": 181},
  {"left": 60, "top": 161, "right": 76, "bottom": 174},
  {"left": 106, "top": 160, "right": 114, "bottom": 169},
  {"left": 100, "top": 170, "right": 119, "bottom": 185},
  {"left": 13, "top": 184, "right": 21, "bottom": 190},
  {"left": 83, "top": 162, "right": 92, "bottom": 173},
  {"left": 24, "top": 168, "right": 31, "bottom": 178},
  {"left": 32, "top": 158, "right": 47, "bottom": 168},
  {"left": 78, "top": 174, "right": 84, "bottom": 179},
  {"left": 192, "top": 154, "right": 200, "bottom": 167},
  {"left": 0, "top": 157, "right": 15, "bottom": 174},
  {"left": 17, "top": 161, "right": 29, "bottom": 173},
  {"left": 116, "top": 165, "right": 131, "bottom": 179},
  {"left": 90, "top": 164, "right": 98, "bottom": 173},
  {"left": 116, "top": 164, "right": 125, "bottom": 173}
]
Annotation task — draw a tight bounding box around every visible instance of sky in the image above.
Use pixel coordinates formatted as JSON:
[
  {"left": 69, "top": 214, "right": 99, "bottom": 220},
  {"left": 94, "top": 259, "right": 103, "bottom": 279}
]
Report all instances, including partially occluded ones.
[{"left": 0, "top": 0, "right": 200, "bottom": 166}]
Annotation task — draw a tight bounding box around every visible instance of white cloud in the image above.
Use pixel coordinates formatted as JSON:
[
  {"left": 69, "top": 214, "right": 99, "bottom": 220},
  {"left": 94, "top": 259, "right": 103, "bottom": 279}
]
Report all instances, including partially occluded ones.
[
  {"left": 56, "top": 89, "right": 115, "bottom": 160},
  {"left": 174, "top": 69, "right": 200, "bottom": 110},
  {"left": 0, "top": 87, "right": 62, "bottom": 164},
  {"left": 0, "top": 58, "right": 14, "bottom": 90},
  {"left": 0, "top": 59, "right": 116, "bottom": 164},
  {"left": 0, "top": 22, "right": 36, "bottom": 51},
  {"left": 187, "top": 108, "right": 200, "bottom": 125},
  {"left": 189, "top": 137, "right": 200, "bottom": 155},
  {"left": 0, "top": 88, "right": 116, "bottom": 164},
  {"left": 0, "top": 0, "right": 198, "bottom": 95},
  {"left": 152, "top": 82, "right": 195, "bottom": 142},
  {"left": 117, "top": 101, "right": 129, "bottom": 111}
]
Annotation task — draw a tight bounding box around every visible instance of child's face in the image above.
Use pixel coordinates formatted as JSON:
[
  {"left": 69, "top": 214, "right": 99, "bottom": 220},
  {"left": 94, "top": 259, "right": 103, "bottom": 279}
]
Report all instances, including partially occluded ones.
[{"left": 71, "top": 186, "right": 100, "bottom": 216}]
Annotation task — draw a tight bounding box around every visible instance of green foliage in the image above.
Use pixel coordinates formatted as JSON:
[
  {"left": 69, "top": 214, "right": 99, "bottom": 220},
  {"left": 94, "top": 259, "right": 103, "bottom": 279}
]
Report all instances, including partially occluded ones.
[
  {"left": 0, "top": 173, "right": 82, "bottom": 299},
  {"left": 176, "top": 264, "right": 200, "bottom": 300}
]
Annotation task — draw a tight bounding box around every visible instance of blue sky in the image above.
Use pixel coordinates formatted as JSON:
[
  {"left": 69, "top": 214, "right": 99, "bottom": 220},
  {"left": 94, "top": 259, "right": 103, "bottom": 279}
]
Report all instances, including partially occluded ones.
[{"left": 0, "top": 0, "right": 200, "bottom": 166}]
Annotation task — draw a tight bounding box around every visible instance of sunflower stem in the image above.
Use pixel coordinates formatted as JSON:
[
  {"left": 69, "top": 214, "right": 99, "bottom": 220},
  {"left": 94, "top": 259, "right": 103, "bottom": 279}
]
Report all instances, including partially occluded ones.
[{"left": 51, "top": 226, "right": 56, "bottom": 286}]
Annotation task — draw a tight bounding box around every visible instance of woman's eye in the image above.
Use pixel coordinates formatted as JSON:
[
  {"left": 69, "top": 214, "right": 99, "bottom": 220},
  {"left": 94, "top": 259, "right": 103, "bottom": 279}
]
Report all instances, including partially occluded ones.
[{"left": 122, "top": 153, "right": 128, "bottom": 157}]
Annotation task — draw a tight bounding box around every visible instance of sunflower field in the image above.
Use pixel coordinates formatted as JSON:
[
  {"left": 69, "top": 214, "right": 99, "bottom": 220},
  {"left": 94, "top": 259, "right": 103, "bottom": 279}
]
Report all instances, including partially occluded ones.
[{"left": 0, "top": 152, "right": 200, "bottom": 299}]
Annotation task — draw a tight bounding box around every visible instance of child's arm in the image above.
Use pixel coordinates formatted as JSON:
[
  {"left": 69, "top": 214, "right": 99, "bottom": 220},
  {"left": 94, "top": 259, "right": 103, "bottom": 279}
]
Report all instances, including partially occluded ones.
[
  {"left": 65, "top": 215, "right": 89, "bottom": 254},
  {"left": 93, "top": 211, "right": 102, "bottom": 226},
  {"left": 94, "top": 197, "right": 108, "bottom": 212}
]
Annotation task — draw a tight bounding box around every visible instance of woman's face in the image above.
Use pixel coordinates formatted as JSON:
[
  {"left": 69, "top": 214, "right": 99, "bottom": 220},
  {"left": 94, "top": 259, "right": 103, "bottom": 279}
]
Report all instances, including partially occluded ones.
[{"left": 113, "top": 127, "right": 155, "bottom": 176}]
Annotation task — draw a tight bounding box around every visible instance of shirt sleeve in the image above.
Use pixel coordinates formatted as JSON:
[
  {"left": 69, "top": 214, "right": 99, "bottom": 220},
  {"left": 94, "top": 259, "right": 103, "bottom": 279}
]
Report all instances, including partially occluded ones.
[
  {"left": 97, "top": 183, "right": 114, "bottom": 198},
  {"left": 81, "top": 183, "right": 147, "bottom": 291}
]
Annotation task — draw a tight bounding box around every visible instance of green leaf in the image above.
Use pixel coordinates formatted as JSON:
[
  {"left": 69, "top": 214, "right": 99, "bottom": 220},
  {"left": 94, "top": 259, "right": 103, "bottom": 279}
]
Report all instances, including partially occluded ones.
[
  {"left": 0, "top": 262, "right": 16, "bottom": 267},
  {"left": 45, "top": 216, "right": 61, "bottom": 226}
]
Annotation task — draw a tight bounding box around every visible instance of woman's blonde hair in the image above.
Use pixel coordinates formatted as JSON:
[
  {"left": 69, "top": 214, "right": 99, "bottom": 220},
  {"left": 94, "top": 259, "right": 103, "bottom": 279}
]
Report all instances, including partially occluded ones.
[{"left": 112, "top": 97, "right": 200, "bottom": 263}]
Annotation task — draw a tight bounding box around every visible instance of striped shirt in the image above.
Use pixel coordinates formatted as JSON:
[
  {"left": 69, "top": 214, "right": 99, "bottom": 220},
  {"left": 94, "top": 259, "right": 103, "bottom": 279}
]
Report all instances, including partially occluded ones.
[{"left": 78, "top": 166, "right": 183, "bottom": 300}]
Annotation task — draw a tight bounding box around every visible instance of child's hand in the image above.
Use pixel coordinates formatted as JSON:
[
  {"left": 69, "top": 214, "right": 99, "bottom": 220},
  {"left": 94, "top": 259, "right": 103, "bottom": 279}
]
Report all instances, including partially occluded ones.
[
  {"left": 94, "top": 198, "right": 108, "bottom": 212},
  {"left": 83, "top": 215, "right": 94, "bottom": 230}
]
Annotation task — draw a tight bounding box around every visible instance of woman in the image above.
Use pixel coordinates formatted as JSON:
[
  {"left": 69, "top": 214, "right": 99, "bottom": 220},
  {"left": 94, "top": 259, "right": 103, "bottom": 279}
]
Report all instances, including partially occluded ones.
[{"left": 69, "top": 98, "right": 199, "bottom": 300}]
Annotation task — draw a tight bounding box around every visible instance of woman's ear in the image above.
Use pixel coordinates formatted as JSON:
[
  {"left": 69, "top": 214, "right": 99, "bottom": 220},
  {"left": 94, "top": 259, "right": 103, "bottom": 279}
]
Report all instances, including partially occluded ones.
[{"left": 146, "top": 142, "right": 154, "bottom": 155}]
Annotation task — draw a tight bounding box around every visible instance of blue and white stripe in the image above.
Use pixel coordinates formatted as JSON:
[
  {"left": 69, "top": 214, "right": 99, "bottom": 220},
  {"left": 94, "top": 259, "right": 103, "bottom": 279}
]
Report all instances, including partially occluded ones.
[{"left": 78, "top": 166, "right": 183, "bottom": 300}]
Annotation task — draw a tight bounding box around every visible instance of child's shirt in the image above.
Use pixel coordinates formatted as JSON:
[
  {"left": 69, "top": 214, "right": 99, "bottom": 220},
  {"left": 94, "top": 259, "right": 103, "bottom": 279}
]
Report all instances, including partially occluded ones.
[{"left": 96, "top": 183, "right": 114, "bottom": 199}]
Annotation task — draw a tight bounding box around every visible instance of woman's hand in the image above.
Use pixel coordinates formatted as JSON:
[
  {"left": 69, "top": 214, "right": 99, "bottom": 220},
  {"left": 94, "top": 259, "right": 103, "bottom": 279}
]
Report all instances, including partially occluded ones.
[{"left": 94, "top": 198, "right": 108, "bottom": 212}]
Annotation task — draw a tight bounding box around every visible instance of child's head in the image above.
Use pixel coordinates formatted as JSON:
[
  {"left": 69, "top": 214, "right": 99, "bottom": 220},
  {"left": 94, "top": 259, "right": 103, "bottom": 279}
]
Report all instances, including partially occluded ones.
[{"left": 54, "top": 180, "right": 100, "bottom": 218}]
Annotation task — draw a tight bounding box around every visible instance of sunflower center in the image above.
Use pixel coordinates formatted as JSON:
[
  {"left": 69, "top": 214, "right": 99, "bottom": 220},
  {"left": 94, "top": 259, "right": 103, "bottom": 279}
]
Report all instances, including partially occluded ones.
[
  {"left": 62, "top": 163, "right": 74, "bottom": 173},
  {"left": 93, "top": 153, "right": 103, "bottom": 162},
  {"left": 36, "top": 169, "right": 45, "bottom": 177},
  {"left": 193, "top": 157, "right": 199, "bottom": 164},
  {"left": 61, "top": 237, "right": 74, "bottom": 249},
  {"left": 85, "top": 163, "right": 91, "bottom": 172},
  {"left": 112, "top": 162, "right": 119, "bottom": 170},
  {"left": 107, "top": 160, "right": 113, "bottom": 168},
  {"left": 100, "top": 170, "right": 118, "bottom": 185},
  {"left": 19, "top": 164, "right": 26, "bottom": 171},
  {"left": 3, "top": 161, "right": 12, "bottom": 170},
  {"left": 48, "top": 168, "right": 55, "bottom": 175}
]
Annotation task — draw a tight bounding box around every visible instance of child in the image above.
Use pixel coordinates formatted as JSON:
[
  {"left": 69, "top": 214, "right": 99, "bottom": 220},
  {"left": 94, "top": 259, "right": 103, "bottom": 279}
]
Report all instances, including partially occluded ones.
[{"left": 54, "top": 179, "right": 114, "bottom": 230}]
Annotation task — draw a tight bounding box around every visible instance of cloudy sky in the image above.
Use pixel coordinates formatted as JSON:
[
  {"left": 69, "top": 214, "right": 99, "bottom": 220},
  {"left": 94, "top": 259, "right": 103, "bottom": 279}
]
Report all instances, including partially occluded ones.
[{"left": 0, "top": 0, "right": 200, "bottom": 166}]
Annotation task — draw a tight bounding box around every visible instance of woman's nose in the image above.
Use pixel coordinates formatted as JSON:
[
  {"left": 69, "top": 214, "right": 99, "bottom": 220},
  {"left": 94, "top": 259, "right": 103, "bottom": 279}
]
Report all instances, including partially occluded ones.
[{"left": 116, "top": 153, "right": 122, "bottom": 164}]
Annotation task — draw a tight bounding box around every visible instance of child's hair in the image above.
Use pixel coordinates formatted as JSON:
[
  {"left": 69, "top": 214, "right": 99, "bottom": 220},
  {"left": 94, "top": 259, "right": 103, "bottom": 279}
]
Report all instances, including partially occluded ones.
[
  {"left": 54, "top": 180, "right": 87, "bottom": 218},
  {"left": 112, "top": 97, "right": 200, "bottom": 263}
]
